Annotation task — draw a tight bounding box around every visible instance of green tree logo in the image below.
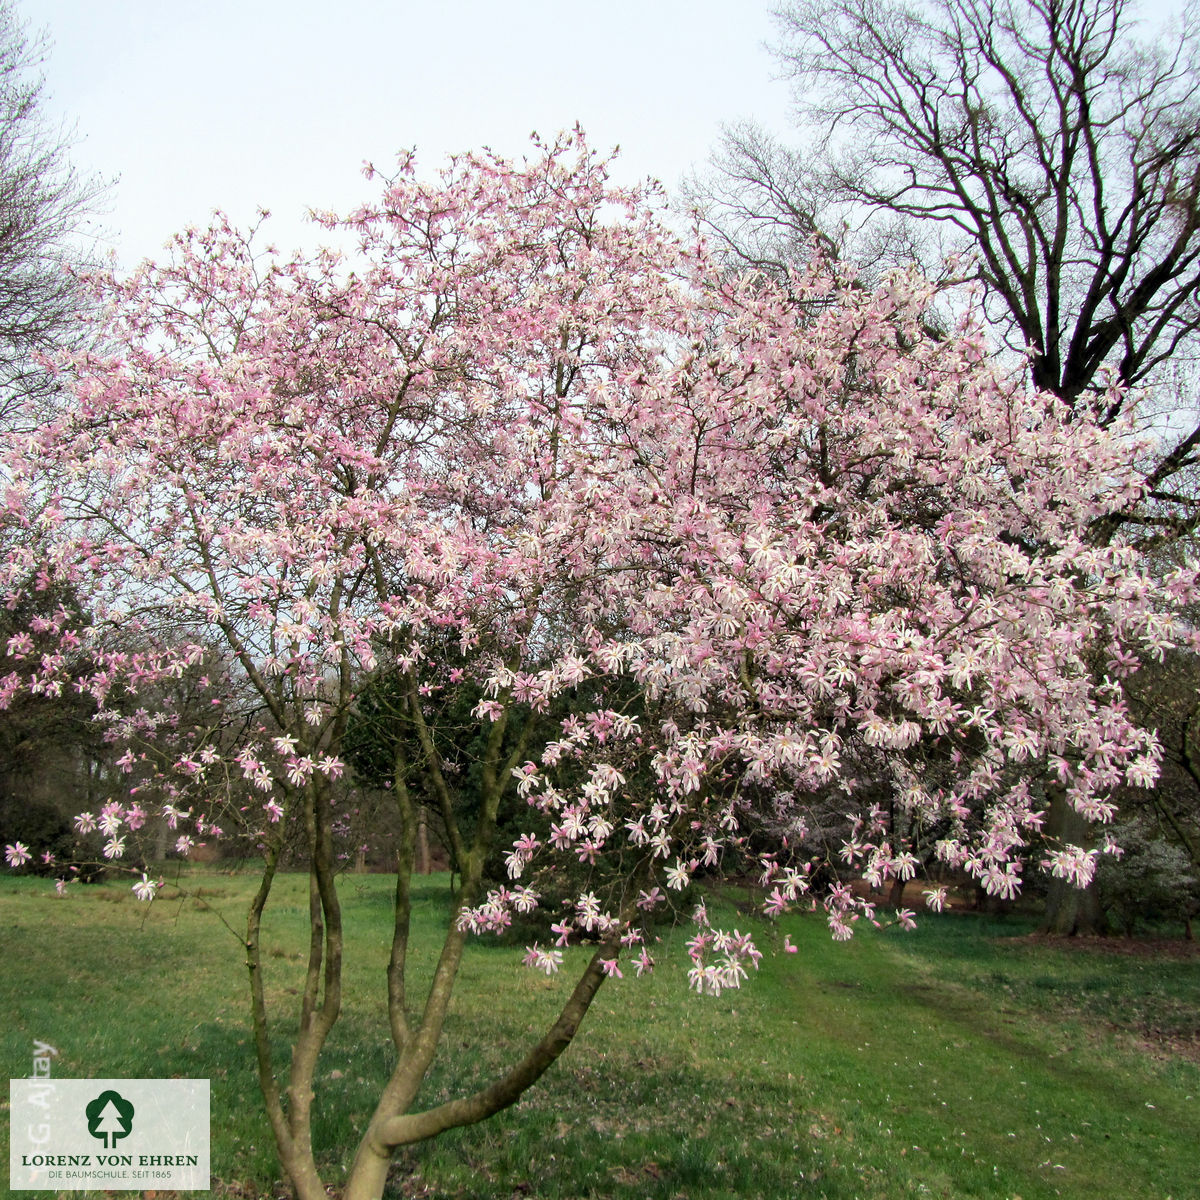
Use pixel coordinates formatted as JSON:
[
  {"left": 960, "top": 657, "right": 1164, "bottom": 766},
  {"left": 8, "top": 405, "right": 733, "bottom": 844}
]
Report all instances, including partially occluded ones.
[{"left": 85, "top": 1089, "right": 135, "bottom": 1149}]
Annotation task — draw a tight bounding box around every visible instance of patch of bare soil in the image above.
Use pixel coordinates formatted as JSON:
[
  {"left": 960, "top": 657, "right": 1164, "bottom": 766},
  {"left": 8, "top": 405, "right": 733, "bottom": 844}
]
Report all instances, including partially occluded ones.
[
  {"left": 1017, "top": 933, "right": 1200, "bottom": 959},
  {"left": 1002, "top": 933, "right": 1200, "bottom": 1064},
  {"left": 1130, "top": 1030, "right": 1200, "bottom": 1064}
]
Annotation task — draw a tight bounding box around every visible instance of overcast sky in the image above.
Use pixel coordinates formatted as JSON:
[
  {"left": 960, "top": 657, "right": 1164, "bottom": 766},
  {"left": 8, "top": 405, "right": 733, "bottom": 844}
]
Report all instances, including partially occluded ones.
[
  {"left": 32, "top": 0, "right": 795, "bottom": 269},
  {"left": 30, "top": 0, "right": 1191, "bottom": 273}
]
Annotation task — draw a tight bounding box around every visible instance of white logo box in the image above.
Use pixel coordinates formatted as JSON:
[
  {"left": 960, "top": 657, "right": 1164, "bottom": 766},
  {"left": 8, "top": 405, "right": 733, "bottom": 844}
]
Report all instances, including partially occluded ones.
[{"left": 9, "top": 1079, "right": 209, "bottom": 1191}]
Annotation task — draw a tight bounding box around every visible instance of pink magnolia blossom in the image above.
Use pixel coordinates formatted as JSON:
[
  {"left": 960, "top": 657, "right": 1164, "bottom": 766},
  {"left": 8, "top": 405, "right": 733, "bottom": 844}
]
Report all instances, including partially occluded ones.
[
  {"left": 131, "top": 873, "right": 161, "bottom": 902},
  {"left": 522, "top": 944, "right": 563, "bottom": 976},
  {"left": 5, "top": 841, "right": 30, "bottom": 867},
  {"left": 1043, "top": 846, "right": 1100, "bottom": 888}
]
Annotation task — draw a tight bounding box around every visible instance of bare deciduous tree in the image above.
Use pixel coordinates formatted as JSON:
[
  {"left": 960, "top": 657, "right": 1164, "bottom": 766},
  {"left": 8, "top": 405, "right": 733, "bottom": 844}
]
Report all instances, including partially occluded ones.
[
  {"left": 696, "top": 1, "right": 1200, "bottom": 405},
  {"left": 0, "top": 1, "right": 102, "bottom": 421}
]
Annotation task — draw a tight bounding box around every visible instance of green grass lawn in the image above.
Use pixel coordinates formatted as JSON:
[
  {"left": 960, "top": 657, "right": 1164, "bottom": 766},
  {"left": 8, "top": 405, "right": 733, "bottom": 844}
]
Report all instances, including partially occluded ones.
[{"left": 2, "top": 868, "right": 1197, "bottom": 1199}]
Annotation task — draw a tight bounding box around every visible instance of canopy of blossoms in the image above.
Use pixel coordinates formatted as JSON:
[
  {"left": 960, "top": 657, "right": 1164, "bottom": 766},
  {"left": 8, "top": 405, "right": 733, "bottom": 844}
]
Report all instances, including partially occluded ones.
[{"left": 2, "top": 131, "right": 1194, "bottom": 975}]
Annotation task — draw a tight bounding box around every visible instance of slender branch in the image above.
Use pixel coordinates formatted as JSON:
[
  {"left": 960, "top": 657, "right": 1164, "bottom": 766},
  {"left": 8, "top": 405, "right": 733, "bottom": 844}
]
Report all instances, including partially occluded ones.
[{"left": 373, "top": 941, "right": 616, "bottom": 1151}]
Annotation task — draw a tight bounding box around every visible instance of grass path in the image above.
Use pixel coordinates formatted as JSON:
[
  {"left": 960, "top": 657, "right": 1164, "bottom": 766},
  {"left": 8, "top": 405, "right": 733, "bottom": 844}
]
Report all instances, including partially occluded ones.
[{"left": 2, "top": 870, "right": 1197, "bottom": 1198}]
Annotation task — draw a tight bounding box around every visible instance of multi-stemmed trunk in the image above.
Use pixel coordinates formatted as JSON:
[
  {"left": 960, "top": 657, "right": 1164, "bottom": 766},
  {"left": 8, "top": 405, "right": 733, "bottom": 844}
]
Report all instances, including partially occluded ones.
[{"left": 241, "top": 673, "right": 625, "bottom": 1200}]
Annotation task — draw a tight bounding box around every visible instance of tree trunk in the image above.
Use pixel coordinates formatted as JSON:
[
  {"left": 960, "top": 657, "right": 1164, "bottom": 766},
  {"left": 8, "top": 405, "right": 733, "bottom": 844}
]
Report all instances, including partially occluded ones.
[
  {"left": 341, "top": 942, "right": 615, "bottom": 1200},
  {"left": 1039, "top": 789, "right": 1106, "bottom": 936},
  {"left": 1040, "top": 874, "right": 1105, "bottom": 935},
  {"left": 416, "top": 806, "right": 429, "bottom": 875},
  {"left": 343, "top": 1142, "right": 392, "bottom": 1200}
]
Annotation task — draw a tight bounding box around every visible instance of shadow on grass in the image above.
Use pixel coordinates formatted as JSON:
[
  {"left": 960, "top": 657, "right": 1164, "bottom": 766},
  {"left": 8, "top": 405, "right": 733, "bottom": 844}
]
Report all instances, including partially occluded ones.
[{"left": 387, "top": 1055, "right": 825, "bottom": 1200}]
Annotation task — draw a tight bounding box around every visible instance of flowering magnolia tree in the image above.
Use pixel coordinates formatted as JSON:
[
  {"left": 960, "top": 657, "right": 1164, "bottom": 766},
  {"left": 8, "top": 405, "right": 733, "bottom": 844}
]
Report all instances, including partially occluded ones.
[{"left": 2, "top": 132, "right": 1195, "bottom": 1199}]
